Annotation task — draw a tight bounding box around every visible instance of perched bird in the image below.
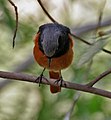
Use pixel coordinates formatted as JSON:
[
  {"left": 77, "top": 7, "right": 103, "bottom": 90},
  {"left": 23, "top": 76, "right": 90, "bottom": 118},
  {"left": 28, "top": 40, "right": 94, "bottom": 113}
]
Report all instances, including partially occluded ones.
[{"left": 33, "top": 23, "right": 74, "bottom": 93}]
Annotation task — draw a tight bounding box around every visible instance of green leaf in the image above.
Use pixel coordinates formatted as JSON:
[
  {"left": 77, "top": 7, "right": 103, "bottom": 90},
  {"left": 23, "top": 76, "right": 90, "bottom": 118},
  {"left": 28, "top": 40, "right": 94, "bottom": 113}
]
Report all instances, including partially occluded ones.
[{"left": 77, "top": 37, "right": 108, "bottom": 67}]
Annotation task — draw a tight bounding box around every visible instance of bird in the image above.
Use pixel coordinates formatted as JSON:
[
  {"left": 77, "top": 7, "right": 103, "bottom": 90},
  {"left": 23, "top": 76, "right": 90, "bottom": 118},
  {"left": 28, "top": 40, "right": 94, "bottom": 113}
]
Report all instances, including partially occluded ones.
[{"left": 33, "top": 23, "right": 74, "bottom": 93}]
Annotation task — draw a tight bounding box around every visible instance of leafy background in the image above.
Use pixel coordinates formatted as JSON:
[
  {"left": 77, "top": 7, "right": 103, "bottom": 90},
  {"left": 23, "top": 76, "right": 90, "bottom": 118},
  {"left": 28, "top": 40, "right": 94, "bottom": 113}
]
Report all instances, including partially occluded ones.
[{"left": 0, "top": 0, "right": 111, "bottom": 120}]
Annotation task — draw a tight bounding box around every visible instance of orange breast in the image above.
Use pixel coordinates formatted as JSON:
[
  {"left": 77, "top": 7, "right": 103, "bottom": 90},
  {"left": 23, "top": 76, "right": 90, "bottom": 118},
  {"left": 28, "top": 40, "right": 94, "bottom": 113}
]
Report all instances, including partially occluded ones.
[{"left": 33, "top": 33, "right": 74, "bottom": 71}]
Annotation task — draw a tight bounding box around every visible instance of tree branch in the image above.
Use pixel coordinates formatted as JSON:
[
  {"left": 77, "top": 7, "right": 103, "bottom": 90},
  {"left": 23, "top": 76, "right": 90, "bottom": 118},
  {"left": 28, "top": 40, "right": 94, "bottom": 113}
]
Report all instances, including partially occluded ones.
[
  {"left": 0, "top": 71, "right": 111, "bottom": 99},
  {"left": 71, "top": 33, "right": 111, "bottom": 55},
  {"left": 86, "top": 67, "right": 111, "bottom": 87},
  {"left": 37, "top": 0, "right": 57, "bottom": 23},
  {"left": 95, "top": 0, "right": 106, "bottom": 33},
  {"left": 8, "top": 0, "right": 18, "bottom": 48},
  {"left": 64, "top": 92, "right": 80, "bottom": 120}
]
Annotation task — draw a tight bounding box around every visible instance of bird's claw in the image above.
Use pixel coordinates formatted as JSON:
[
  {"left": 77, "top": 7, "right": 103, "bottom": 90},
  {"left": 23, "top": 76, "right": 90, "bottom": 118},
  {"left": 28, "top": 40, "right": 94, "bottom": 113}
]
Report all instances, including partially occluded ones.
[
  {"left": 54, "top": 76, "right": 64, "bottom": 87},
  {"left": 35, "top": 74, "right": 44, "bottom": 87},
  {"left": 35, "top": 68, "right": 46, "bottom": 86}
]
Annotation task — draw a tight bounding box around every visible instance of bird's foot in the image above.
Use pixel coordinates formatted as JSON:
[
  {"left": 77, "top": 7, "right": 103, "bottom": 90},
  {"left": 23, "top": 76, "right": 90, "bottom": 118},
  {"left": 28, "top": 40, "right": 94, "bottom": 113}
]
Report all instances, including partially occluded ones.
[
  {"left": 54, "top": 76, "right": 64, "bottom": 87},
  {"left": 35, "top": 68, "right": 46, "bottom": 86}
]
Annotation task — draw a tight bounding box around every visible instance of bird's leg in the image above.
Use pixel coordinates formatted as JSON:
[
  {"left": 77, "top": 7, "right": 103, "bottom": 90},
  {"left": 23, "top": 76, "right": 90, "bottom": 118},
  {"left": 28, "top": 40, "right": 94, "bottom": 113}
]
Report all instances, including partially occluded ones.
[
  {"left": 59, "top": 75, "right": 63, "bottom": 87},
  {"left": 35, "top": 68, "right": 46, "bottom": 86},
  {"left": 54, "top": 71, "right": 64, "bottom": 87}
]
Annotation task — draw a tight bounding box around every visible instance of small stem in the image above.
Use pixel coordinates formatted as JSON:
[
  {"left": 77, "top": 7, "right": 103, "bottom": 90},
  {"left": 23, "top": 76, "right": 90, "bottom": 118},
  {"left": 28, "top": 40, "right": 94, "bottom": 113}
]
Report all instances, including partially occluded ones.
[
  {"left": 64, "top": 92, "right": 80, "bottom": 120},
  {"left": 96, "top": 0, "right": 106, "bottom": 32},
  {"left": 37, "top": 0, "right": 57, "bottom": 23},
  {"left": 86, "top": 68, "right": 111, "bottom": 87},
  {"left": 71, "top": 33, "right": 111, "bottom": 55},
  {"left": 8, "top": 0, "right": 18, "bottom": 48}
]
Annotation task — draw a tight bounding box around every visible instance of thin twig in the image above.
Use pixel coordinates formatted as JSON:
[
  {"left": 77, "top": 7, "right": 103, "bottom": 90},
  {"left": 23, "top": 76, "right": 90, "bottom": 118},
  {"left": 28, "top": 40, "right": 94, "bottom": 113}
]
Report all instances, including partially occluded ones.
[
  {"left": 8, "top": 0, "right": 18, "bottom": 48},
  {"left": 37, "top": 0, "right": 57, "bottom": 23},
  {"left": 71, "top": 33, "right": 92, "bottom": 45},
  {"left": 71, "top": 33, "right": 111, "bottom": 55},
  {"left": 64, "top": 92, "right": 80, "bottom": 120},
  {"left": 0, "top": 71, "right": 111, "bottom": 99},
  {"left": 102, "top": 48, "right": 111, "bottom": 54},
  {"left": 86, "top": 67, "right": 111, "bottom": 87},
  {"left": 70, "top": 0, "right": 110, "bottom": 55},
  {"left": 96, "top": 0, "right": 106, "bottom": 33}
]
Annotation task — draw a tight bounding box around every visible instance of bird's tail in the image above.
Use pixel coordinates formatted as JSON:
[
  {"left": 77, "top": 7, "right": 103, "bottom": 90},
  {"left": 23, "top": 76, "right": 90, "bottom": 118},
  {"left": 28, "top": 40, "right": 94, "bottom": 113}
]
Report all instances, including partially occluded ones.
[{"left": 49, "top": 71, "right": 61, "bottom": 93}]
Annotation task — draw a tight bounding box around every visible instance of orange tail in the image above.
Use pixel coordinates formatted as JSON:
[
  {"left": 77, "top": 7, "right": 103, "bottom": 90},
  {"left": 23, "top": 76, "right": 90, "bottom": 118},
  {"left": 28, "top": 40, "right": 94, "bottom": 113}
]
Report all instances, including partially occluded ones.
[{"left": 49, "top": 71, "right": 61, "bottom": 93}]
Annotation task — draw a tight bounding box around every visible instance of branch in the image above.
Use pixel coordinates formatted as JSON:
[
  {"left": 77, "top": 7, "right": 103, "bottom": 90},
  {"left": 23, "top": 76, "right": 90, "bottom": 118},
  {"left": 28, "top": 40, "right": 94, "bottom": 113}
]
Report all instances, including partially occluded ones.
[
  {"left": 86, "top": 67, "right": 111, "bottom": 87},
  {"left": 95, "top": 0, "right": 106, "bottom": 33},
  {"left": 8, "top": 0, "right": 18, "bottom": 48},
  {"left": 0, "top": 71, "right": 111, "bottom": 99},
  {"left": 37, "top": 0, "right": 57, "bottom": 23},
  {"left": 71, "top": 33, "right": 111, "bottom": 55},
  {"left": 64, "top": 92, "right": 80, "bottom": 120}
]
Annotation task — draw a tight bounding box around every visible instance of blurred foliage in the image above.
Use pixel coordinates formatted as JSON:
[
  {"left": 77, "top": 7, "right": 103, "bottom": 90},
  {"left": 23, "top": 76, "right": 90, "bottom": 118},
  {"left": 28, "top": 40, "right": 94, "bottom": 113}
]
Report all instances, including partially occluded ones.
[{"left": 0, "top": 0, "right": 111, "bottom": 120}]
